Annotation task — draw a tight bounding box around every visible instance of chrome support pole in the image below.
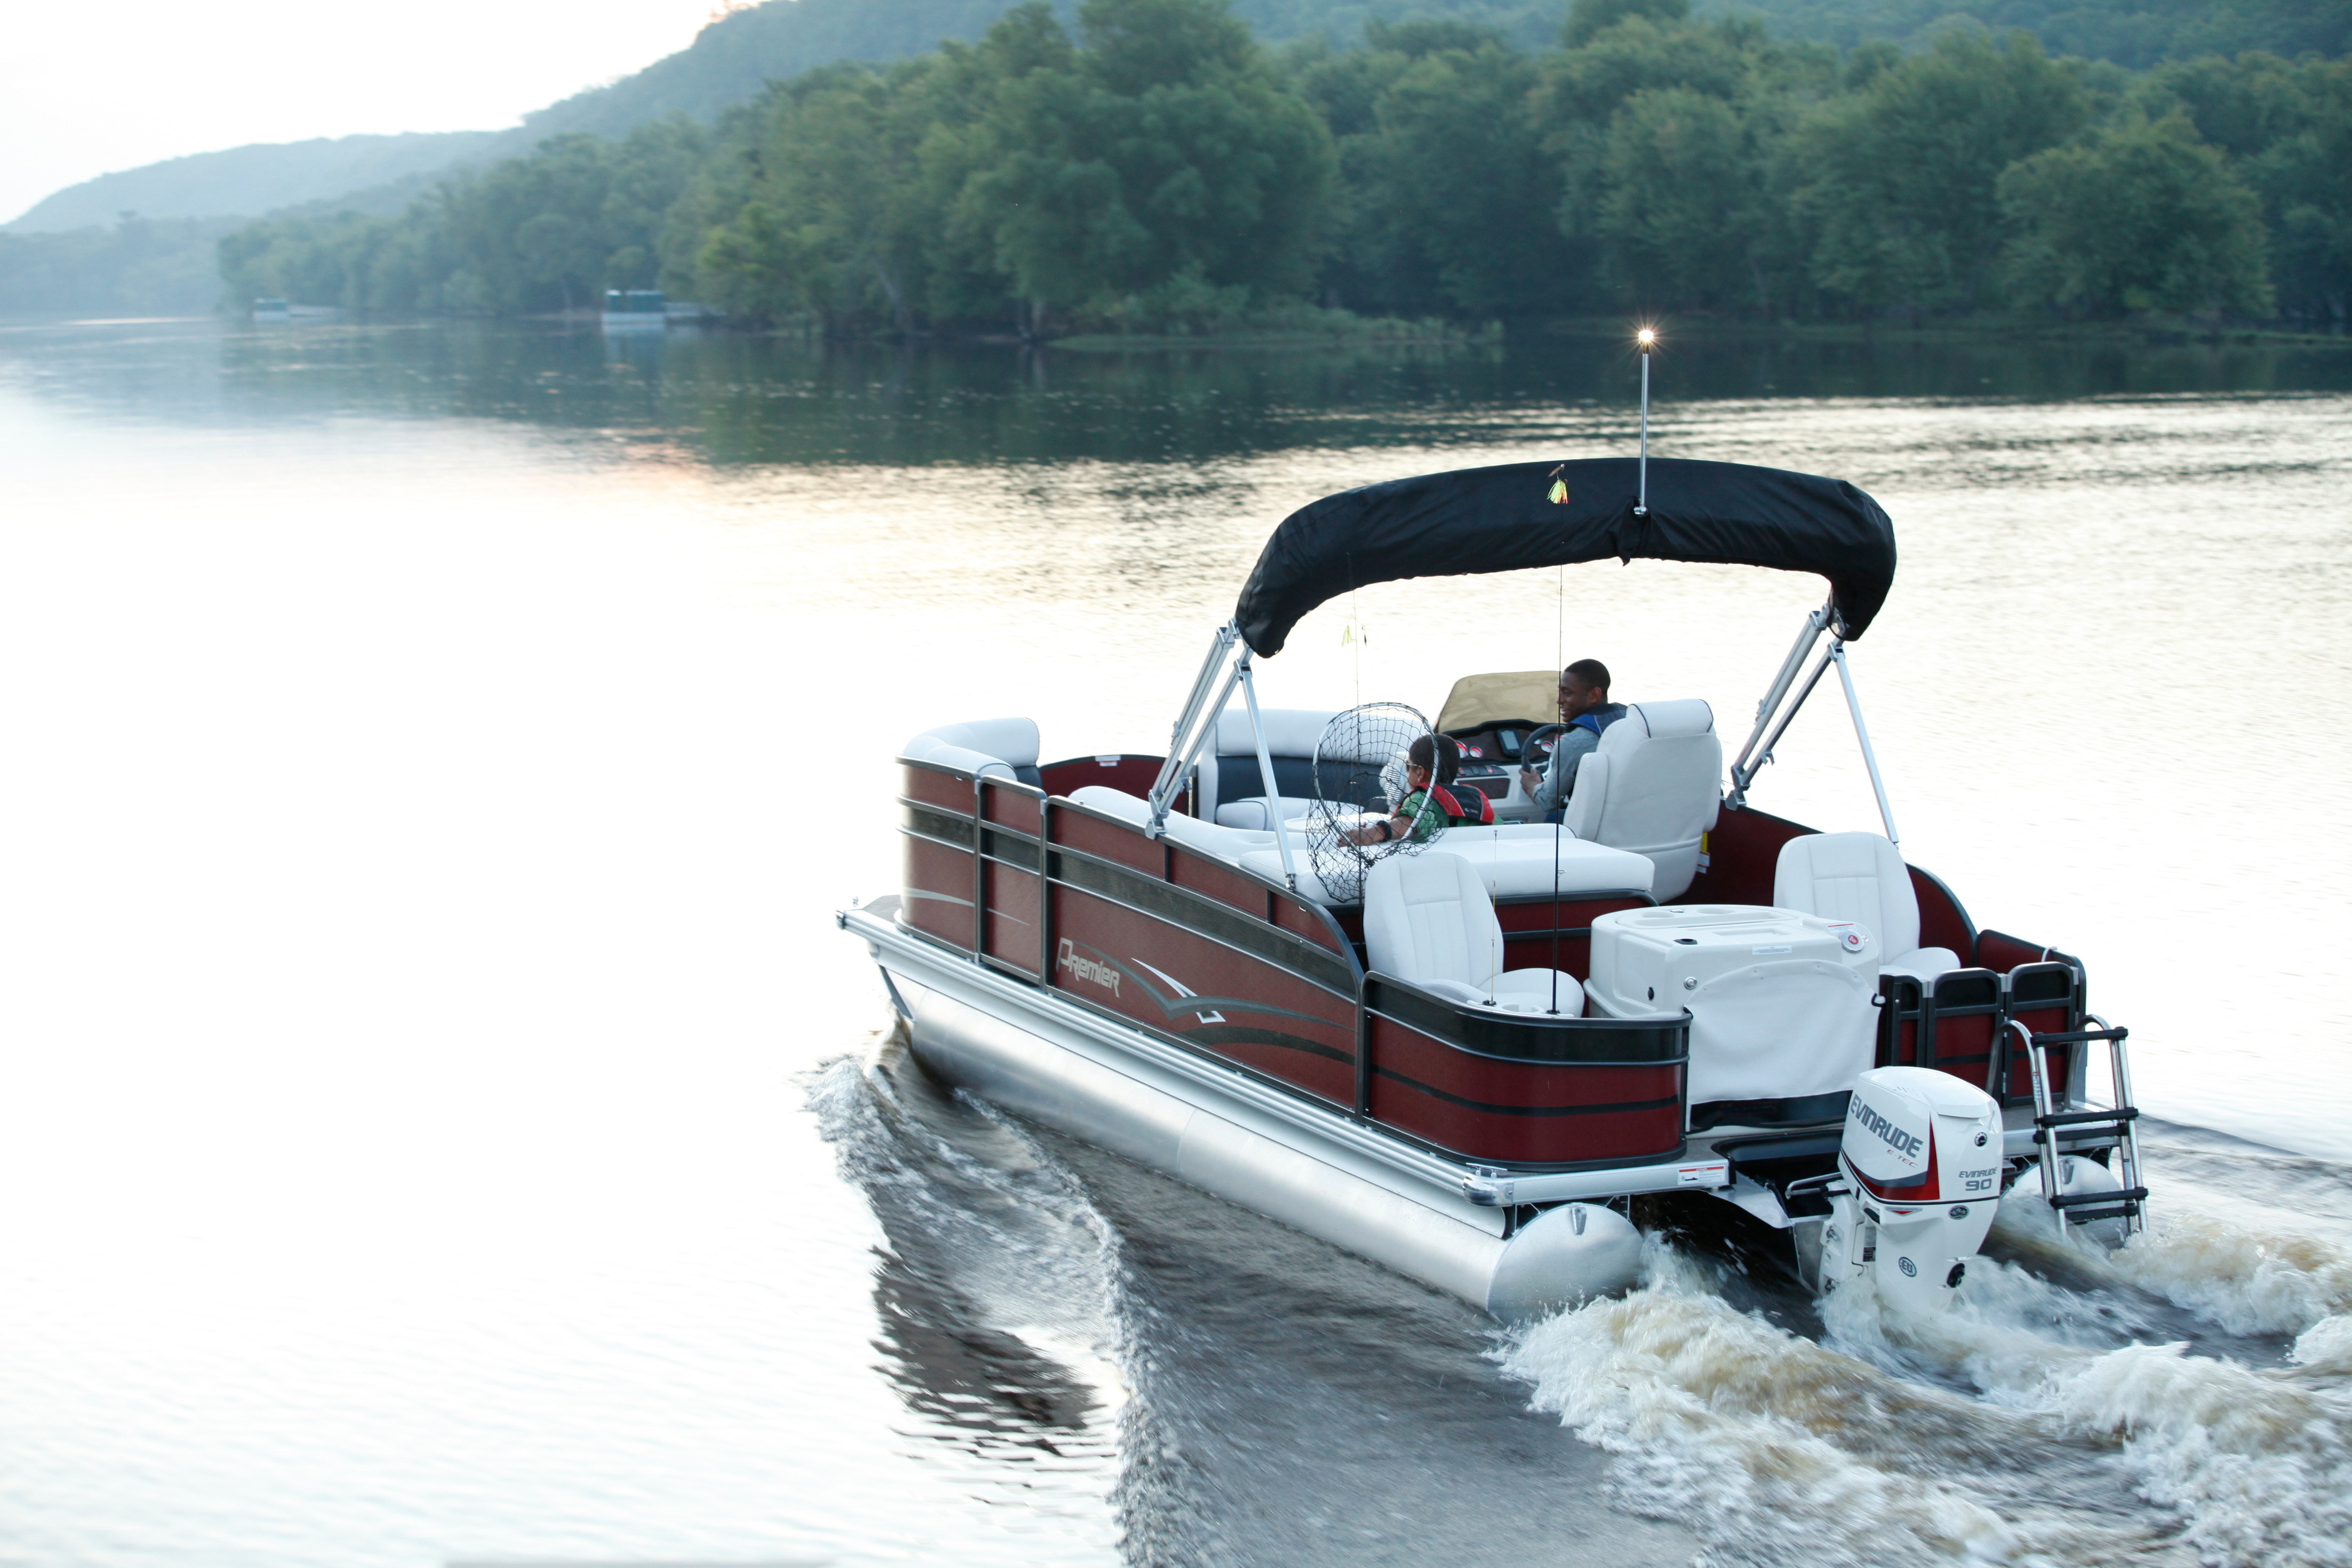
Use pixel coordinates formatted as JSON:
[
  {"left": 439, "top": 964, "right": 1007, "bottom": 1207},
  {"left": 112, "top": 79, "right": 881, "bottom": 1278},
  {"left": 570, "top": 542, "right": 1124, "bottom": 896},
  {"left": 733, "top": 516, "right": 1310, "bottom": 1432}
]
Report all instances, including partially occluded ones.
[
  {"left": 1727, "top": 603, "right": 1833, "bottom": 806},
  {"left": 1148, "top": 621, "right": 1241, "bottom": 832},
  {"left": 1635, "top": 350, "right": 1651, "bottom": 516},
  {"left": 2092, "top": 1014, "right": 2147, "bottom": 1235},
  {"left": 1151, "top": 662, "right": 1247, "bottom": 837},
  {"left": 1735, "top": 644, "right": 1836, "bottom": 801},
  {"left": 1237, "top": 653, "right": 1299, "bottom": 891},
  {"left": 1830, "top": 640, "right": 1899, "bottom": 848},
  {"left": 2022, "top": 1021, "right": 2061, "bottom": 1207}
]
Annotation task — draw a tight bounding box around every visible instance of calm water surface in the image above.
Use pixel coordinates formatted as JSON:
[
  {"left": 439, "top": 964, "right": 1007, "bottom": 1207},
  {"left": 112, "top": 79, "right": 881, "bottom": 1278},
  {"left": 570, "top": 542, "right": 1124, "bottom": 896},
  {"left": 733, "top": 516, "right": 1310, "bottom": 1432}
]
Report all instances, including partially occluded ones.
[{"left": 2, "top": 318, "right": 2349, "bottom": 1568}]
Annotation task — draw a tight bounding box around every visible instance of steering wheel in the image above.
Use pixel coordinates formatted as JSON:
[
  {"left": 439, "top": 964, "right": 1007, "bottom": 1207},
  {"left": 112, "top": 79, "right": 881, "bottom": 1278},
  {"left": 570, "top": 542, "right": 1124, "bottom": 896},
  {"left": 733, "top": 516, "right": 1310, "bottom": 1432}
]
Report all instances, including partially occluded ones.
[{"left": 1520, "top": 723, "right": 1568, "bottom": 765}]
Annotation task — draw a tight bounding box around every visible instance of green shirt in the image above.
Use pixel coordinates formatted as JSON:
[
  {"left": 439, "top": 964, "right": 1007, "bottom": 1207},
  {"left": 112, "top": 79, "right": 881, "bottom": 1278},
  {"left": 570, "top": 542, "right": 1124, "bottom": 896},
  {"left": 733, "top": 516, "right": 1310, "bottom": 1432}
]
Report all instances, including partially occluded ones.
[{"left": 1392, "top": 789, "right": 1449, "bottom": 844}]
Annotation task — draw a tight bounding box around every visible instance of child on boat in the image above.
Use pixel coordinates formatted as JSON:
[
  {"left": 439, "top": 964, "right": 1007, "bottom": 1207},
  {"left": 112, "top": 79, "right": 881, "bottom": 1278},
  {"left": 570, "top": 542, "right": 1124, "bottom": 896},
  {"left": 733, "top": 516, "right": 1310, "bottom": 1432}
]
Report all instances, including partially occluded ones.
[{"left": 1343, "top": 733, "right": 1495, "bottom": 845}]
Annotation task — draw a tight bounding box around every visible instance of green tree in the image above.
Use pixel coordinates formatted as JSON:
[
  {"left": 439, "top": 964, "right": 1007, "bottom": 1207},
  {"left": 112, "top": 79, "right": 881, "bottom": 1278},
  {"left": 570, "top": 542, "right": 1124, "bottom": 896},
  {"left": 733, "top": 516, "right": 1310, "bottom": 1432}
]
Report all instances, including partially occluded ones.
[
  {"left": 1595, "top": 88, "right": 1770, "bottom": 309},
  {"left": 942, "top": 0, "right": 1337, "bottom": 331},
  {"left": 1791, "top": 31, "right": 2087, "bottom": 313},
  {"left": 1539, "top": 14, "right": 1831, "bottom": 316},
  {"left": 1998, "top": 115, "right": 2273, "bottom": 316},
  {"left": 1340, "top": 39, "right": 1566, "bottom": 317},
  {"left": 2243, "top": 58, "right": 2352, "bottom": 329},
  {"left": 695, "top": 66, "right": 941, "bottom": 332},
  {"left": 1561, "top": 0, "right": 1689, "bottom": 48}
]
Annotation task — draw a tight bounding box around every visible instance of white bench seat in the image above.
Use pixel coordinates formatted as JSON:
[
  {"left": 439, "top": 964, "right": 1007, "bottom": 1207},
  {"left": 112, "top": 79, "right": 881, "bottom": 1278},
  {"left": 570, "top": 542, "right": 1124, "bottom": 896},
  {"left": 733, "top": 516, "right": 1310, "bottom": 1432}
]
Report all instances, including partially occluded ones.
[
  {"left": 1243, "top": 828, "right": 1653, "bottom": 907},
  {"left": 1066, "top": 786, "right": 1653, "bottom": 908}
]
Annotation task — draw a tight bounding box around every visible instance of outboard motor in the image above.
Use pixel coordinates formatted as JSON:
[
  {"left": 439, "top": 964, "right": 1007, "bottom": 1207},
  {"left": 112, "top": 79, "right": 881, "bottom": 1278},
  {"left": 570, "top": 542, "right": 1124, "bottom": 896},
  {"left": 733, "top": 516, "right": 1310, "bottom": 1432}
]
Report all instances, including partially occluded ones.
[{"left": 1821, "top": 1066, "right": 2004, "bottom": 1313}]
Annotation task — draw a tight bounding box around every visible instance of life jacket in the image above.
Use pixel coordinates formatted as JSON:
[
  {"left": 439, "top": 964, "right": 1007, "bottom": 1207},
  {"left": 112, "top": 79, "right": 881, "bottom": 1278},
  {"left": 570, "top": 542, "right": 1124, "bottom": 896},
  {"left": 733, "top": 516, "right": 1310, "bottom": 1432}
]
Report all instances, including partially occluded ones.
[
  {"left": 1430, "top": 783, "right": 1494, "bottom": 826},
  {"left": 1569, "top": 702, "right": 1627, "bottom": 740}
]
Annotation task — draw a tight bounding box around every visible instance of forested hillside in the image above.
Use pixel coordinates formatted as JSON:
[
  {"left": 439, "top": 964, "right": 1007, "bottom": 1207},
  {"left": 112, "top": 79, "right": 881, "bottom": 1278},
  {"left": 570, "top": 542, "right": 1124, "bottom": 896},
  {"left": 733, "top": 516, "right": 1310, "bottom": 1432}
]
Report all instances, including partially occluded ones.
[
  {"left": 1695, "top": 0, "right": 2348, "bottom": 68},
  {"left": 6, "top": 132, "right": 501, "bottom": 234},
  {"left": 514, "top": 0, "right": 1565, "bottom": 143},
  {"left": 0, "top": 217, "right": 240, "bottom": 315},
  {"left": 218, "top": 0, "right": 2351, "bottom": 334}
]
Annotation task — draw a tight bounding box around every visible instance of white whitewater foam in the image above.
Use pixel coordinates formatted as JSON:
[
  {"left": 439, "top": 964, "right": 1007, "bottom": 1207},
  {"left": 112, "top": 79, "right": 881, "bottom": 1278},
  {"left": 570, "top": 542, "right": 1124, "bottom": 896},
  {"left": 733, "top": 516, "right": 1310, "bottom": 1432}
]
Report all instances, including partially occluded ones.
[
  {"left": 1499, "top": 1239, "right": 2149, "bottom": 1567},
  {"left": 1503, "top": 1225, "right": 2352, "bottom": 1568},
  {"left": 2104, "top": 1215, "right": 2352, "bottom": 1338}
]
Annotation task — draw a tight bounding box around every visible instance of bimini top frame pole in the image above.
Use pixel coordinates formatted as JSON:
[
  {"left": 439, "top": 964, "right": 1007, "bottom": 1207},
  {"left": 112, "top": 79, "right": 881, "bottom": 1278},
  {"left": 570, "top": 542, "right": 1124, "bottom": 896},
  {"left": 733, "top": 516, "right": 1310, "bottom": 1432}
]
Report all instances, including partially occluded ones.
[
  {"left": 1725, "top": 599, "right": 1902, "bottom": 847},
  {"left": 1727, "top": 601, "right": 1832, "bottom": 809},
  {"left": 1832, "top": 639, "right": 1901, "bottom": 848},
  {"left": 1147, "top": 621, "right": 1241, "bottom": 833},
  {"left": 1236, "top": 652, "right": 1301, "bottom": 891},
  {"left": 1145, "top": 621, "right": 1302, "bottom": 889}
]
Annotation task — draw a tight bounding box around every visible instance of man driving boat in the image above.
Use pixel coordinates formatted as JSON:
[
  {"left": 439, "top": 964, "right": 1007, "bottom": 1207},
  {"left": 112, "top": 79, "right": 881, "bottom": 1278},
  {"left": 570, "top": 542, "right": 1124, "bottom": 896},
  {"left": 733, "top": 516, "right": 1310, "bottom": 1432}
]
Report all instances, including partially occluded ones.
[{"left": 1518, "top": 659, "right": 1627, "bottom": 817}]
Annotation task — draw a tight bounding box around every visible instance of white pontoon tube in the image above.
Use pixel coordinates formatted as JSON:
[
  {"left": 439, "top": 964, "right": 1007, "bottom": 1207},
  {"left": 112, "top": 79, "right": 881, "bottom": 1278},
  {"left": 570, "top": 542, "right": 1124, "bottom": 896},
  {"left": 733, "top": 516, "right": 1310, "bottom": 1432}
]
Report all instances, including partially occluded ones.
[{"left": 856, "top": 934, "right": 1651, "bottom": 1320}]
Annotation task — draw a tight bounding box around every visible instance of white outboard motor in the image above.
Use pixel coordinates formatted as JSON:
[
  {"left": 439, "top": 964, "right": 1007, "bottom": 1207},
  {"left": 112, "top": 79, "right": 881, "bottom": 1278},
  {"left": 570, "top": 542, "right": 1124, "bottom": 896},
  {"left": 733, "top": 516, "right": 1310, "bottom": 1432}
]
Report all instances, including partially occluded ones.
[{"left": 1821, "top": 1066, "right": 2004, "bottom": 1313}]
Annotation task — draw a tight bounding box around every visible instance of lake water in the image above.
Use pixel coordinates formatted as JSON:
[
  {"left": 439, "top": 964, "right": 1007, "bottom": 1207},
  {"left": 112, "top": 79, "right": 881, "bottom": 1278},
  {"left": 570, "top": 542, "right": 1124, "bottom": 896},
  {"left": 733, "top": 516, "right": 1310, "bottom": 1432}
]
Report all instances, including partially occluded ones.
[{"left": 2, "top": 317, "right": 2349, "bottom": 1568}]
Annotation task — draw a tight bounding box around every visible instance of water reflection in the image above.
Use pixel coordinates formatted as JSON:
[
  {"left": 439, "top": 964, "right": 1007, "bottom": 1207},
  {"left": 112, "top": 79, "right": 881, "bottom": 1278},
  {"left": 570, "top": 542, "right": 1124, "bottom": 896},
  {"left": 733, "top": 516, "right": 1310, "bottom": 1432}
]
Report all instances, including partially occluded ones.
[
  {"left": 11, "top": 318, "right": 2351, "bottom": 469},
  {"left": 3, "top": 315, "right": 2349, "bottom": 1568}
]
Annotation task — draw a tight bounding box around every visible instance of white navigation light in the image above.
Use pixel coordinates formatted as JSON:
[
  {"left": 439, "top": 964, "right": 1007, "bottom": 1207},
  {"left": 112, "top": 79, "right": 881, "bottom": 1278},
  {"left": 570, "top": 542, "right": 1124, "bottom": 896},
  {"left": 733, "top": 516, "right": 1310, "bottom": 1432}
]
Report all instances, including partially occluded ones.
[{"left": 1637, "top": 327, "right": 1658, "bottom": 349}]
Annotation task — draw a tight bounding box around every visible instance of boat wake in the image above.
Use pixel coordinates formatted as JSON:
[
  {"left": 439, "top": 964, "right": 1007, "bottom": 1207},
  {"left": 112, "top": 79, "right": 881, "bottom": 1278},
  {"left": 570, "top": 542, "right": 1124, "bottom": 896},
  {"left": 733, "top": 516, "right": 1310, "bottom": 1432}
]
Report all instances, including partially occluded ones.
[
  {"left": 806, "top": 1035, "right": 1132, "bottom": 1564},
  {"left": 816, "top": 1043, "right": 2351, "bottom": 1568},
  {"left": 1500, "top": 1147, "right": 2352, "bottom": 1568}
]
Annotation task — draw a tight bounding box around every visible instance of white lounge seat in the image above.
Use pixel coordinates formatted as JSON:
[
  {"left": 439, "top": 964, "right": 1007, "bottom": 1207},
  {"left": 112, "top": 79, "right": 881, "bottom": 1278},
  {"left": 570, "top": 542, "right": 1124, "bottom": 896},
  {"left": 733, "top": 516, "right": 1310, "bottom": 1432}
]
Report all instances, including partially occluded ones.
[
  {"left": 1561, "top": 699, "right": 1722, "bottom": 900},
  {"left": 1366, "top": 853, "right": 1583, "bottom": 1016},
  {"left": 1217, "top": 795, "right": 1320, "bottom": 831},
  {"left": 903, "top": 717, "right": 1042, "bottom": 785},
  {"left": 1194, "top": 707, "right": 1345, "bottom": 829},
  {"left": 1239, "top": 830, "right": 1652, "bottom": 906},
  {"left": 1067, "top": 785, "right": 1275, "bottom": 858},
  {"left": 1773, "top": 831, "right": 1961, "bottom": 983}
]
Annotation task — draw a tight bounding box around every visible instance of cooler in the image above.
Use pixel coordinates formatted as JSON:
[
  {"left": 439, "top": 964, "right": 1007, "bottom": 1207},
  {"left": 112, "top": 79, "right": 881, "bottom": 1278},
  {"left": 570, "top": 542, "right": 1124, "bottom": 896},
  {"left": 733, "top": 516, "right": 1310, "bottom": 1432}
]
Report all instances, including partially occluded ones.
[{"left": 1589, "top": 905, "right": 1881, "bottom": 1121}]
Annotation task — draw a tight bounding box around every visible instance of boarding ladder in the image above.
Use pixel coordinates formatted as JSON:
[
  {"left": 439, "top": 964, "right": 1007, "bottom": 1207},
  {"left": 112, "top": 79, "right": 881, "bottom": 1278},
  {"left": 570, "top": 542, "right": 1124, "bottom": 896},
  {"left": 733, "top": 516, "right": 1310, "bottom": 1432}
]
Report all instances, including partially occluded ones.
[{"left": 2014, "top": 1016, "right": 2147, "bottom": 1234}]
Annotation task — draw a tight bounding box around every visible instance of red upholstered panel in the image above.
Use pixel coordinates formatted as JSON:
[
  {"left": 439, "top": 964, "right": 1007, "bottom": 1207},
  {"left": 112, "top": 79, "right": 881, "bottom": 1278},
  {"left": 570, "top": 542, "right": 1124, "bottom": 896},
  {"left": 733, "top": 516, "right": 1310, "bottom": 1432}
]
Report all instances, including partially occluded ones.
[
  {"left": 1681, "top": 805, "right": 1811, "bottom": 907},
  {"left": 1038, "top": 754, "right": 1177, "bottom": 809}
]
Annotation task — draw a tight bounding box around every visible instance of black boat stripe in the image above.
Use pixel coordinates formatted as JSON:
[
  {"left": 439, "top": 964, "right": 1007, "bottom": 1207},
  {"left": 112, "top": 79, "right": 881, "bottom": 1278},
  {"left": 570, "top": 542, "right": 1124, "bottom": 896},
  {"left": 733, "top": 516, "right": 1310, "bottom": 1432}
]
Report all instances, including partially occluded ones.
[
  {"left": 1373, "top": 1067, "right": 1682, "bottom": 1119},
  {"left": 1177, "top": 1023, "right": 1355, "bottom": 1067}
]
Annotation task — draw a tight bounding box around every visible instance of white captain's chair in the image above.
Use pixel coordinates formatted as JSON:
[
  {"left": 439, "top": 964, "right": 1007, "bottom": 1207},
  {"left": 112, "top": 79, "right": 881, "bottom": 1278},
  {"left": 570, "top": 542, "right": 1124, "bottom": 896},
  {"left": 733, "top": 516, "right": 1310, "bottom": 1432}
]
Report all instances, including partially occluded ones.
[
  {"left": 1561, "top": 699, "right": 1722, "bottom": 900},
  {"left": 1366, "top": 853, "right": 1583, "bottom": 1015},
  {"left": 1773, "top": 831, "right": 1961, "bottom": 982}
]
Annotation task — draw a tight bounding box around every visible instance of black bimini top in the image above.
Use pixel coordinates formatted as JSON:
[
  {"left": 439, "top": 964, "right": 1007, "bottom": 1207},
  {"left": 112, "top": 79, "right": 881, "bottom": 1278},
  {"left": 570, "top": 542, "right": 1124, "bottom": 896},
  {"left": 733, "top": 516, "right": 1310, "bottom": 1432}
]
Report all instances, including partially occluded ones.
[{"left": 1235, "top": 457, "right": 1897, "bottom": 656}]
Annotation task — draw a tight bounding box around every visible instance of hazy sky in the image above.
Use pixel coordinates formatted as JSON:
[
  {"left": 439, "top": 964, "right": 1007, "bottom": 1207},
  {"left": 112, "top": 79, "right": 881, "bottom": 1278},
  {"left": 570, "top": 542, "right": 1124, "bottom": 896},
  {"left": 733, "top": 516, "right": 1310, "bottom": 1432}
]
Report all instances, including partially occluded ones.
[{"left": 0, "top": 0, "right": 720, "bottom": 221}]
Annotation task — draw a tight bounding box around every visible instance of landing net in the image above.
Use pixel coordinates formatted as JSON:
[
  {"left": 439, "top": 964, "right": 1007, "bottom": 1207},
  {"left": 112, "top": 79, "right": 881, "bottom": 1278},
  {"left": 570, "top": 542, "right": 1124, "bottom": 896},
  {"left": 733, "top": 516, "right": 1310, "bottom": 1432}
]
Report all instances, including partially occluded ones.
[{"left": 1305, "top": 702, "right": 1441, "bottom": 905}]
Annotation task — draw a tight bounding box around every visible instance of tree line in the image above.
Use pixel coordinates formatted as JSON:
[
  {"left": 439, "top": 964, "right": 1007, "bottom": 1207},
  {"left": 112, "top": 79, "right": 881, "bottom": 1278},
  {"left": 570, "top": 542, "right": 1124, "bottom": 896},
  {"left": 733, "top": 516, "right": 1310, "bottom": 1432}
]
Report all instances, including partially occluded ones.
[{"left": 217, "top": 0, "right": 2352, "bottom": 334}]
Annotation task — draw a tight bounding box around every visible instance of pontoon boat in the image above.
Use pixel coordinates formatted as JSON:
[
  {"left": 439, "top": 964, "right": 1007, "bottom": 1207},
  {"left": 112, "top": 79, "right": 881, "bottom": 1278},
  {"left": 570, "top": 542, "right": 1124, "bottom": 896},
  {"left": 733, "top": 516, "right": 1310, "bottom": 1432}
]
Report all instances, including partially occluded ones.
[{"left": 837, "top": 454, "right": 2147, "bottom": 1319}]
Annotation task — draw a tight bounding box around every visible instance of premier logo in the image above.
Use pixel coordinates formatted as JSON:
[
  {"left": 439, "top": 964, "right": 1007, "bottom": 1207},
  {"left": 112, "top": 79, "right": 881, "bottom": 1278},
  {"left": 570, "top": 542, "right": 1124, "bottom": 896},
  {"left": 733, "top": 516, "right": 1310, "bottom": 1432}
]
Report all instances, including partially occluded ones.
[
  {"left": 1056, "top": 938, "right": 1120, "bottom": 997},
  {"left": 1848, "top": 1098, "right": 1924, "bottom": 1160}
]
